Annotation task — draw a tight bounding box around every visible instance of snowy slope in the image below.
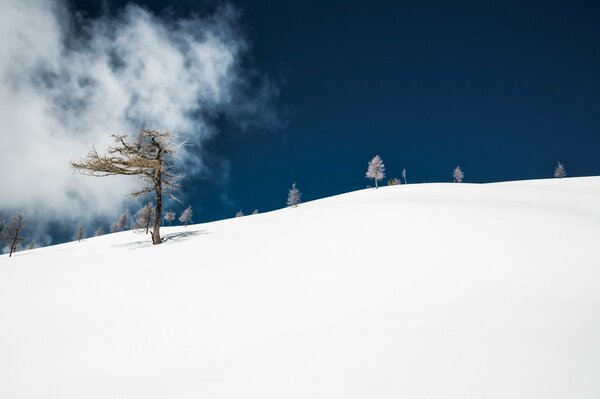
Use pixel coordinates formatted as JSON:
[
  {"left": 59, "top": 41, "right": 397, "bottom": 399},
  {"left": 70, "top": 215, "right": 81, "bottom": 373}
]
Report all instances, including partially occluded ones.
[{"left": 1, "top": 177, "right": 599, "bottom": 399}]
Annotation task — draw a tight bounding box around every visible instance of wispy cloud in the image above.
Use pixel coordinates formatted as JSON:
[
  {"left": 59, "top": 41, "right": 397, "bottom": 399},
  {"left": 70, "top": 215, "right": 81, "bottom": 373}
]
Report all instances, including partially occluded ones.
[{"left": 0, "top": 0, "right": 275, "bottom": 244}]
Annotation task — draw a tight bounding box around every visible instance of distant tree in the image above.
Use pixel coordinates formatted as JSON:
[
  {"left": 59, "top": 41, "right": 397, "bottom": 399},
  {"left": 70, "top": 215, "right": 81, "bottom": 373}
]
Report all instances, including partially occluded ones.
[
  {"left": 164, "top": 211, "right": 176, "bottom": 226},
  {"left": 366, "top": 155, "right": 386, "bottom": 188},
  {"left": 134, "top": 202, "right": 155, "bottom": 234},
  {"left": 554, "top": 161, "right": 567, "bottom": 179},
  {"left": 27, "top": 239, "right": 37, "bottom": 250},
  {"left": 235, "top": 210, "right": 244, "bottom": 217},
  {"left": 5, "top": 212, "right": 26, "bottom": 257},
  {"left": 287, "top": 182, "right": 302, "bottom": 207},
  {"left": 387, "top": 178, "right": 400, "bottom": 186},
  {"left": 74, "top": 225, "right": 86, "bottom": 242},
  {"left": 453, "top": 166, "right": 464, "bottom": 183},
  {"left": 252, "top": 209, "right": 259, "bottom": 215},
  {"left": 402, "top": 168, "right": 407, "bottom": 184},
  {"left": 179, "top": 205, "right": 193, "bottom": 227},
  {"left": 111, "top": 211, "right": 129, "bottom": 232},
  {"left": 94, "top": 226, "right": 105, "bottom": 236},
  {"left": 71, "top": 129, "right": 181, "bottom": 245}
]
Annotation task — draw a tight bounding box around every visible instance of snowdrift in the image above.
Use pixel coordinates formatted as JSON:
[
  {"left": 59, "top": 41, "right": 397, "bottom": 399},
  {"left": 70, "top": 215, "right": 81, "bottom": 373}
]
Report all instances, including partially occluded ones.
[{"left": 1, "top": 177, "right": 599, "bottom": 398}]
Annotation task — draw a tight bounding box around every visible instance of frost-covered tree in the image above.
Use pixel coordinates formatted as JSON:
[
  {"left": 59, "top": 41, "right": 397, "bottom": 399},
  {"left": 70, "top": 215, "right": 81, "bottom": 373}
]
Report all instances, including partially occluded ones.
[
  {"left": 134, "top": 202, "right": 155, "bottom": 234},
  {"left": 71, "top": 129, "right": 181, "bottom": 245},
  {"left": 287, "top": 182, "right": 302, "bottom": 207},
  {"left": 366, "top": 155, "right": 386, "bottom": 188},
  {"left": 164, "top": 211, "right": 176, "bottom": 226},
  {"left": 94, "top": 226, "right": 105, "bottom": 236},
  {"left": 5, "top": 212, "right": 26, "bottom": 257},
  {"left": 111, "top": 211, "right": 129, "bottom": 232},
  {"left": 235, "top": 210, "right": 244, "bottom": 217},
  {"left": 402, "top": 168, "right": 407, "bottom": 184},
  {"left": 252, "top": 209, "right": 259, "bottom": 215},
  {"left": 74, "top": 225, "right": 85, "bottom": 242},
  {"left": 453, "top": 166, "right": 464, "bottom": 183},
  {"left": 179, "top": 205, "right": 193, "bottom": 227},
  {"left": 554, "top": 162, "right": 567, "bottom": 179}
]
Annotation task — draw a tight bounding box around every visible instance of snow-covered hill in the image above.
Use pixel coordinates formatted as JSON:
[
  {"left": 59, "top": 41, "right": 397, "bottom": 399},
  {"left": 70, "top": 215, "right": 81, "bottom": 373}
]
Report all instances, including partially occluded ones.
[{"left": 1, "top": 177, "right": 599, "bottom": 399}]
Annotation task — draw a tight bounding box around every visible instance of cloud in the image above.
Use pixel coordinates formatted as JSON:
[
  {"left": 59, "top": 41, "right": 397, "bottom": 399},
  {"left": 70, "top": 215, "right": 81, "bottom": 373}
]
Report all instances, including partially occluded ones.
[{"left": 0, "top": 0, "right": 271, "bottom": 243}]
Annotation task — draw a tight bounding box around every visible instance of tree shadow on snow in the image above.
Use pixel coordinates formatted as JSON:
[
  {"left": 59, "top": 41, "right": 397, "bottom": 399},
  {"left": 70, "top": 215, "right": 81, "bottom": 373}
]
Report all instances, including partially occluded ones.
[{"left": 115, "top": 229, "right": 211, "bottom": 250}]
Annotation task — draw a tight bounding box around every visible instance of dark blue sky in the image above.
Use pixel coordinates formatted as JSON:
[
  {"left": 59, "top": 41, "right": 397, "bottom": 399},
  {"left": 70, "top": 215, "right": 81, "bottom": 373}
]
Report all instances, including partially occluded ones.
[{"left": 75, "top": 0, "right": 600, "bottom": 223}]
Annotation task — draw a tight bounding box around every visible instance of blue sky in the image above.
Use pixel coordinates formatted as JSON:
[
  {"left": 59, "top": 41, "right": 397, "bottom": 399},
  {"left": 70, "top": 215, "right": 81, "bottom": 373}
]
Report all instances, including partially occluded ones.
[{"left": 2, "top": 0, "right": 599, "bottom": 245}]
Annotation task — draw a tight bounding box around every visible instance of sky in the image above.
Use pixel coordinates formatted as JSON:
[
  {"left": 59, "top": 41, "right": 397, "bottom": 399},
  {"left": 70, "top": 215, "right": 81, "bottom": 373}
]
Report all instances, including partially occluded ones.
[{"left": 1, "top": 0, "right": 599, "bottom": 247}]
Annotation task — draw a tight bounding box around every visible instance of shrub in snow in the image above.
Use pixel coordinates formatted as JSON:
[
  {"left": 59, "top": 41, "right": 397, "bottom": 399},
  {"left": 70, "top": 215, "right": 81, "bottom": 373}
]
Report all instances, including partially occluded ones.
[
  {"left": 388, "top": 178, "right": 400, "bottom": 186},
  {"left": 366, "top": 155, "right": 386, "bottom": 188},
  {"left": 554, "top": 162, "right": 567, "bottom": 179},
  {"left": 179, "top": 206, "right": 193, "bottom": 227},
  {"left": 287, "top": 182, "right": 302, "bottom": 207},
  {"left": 74, "top": 225, "right": 85, "bottom": 242},
  {"left": 453, "top": 166, "right": 464, "bottom": 183},
  {"left": 164, "top": 211, "right": 176, "bottom": 226},
  {"left": 134, "top": 202, "right": 155, "bottom": 234},
  {"left": 235, "top": 210, "right": 244, "bottom": 217}
]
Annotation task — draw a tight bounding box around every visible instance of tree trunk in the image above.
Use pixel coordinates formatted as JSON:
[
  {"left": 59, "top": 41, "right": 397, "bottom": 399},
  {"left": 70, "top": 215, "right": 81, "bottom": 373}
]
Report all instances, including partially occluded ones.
[{"left": 152, "top": 169, "right": 163, "bottom": 245}]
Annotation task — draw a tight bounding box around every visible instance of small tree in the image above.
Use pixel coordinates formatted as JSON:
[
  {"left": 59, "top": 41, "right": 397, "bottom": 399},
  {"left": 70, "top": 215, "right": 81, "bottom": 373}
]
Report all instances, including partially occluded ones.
[
  {"left": 554, "top": 162, "right": 567, "bottom": 179},
  {"left": 287, "top": 182, "right": 301, "bottom": 207},
  {"left": 5, "top": 213, "right": 26, "bottom": 257},
  {"left": 94, "top": 226, "right": 105, "bottom": 236},
  {"left": 366, "top": 155, "right": 386, "bottom": 188},
  {"left": 402, "top": 168, "right": 407, "bottom": 184},
  {"left": 74, "top": 225, "right": 86, "bottom": 242},
  {"left": 134, "top": 202, "right": 155, "bottom": 234},
  {"left": 179, "top": 205, "right": 193, "bottom": 227},
  {"left": 252, "top": 209, "right": 259, "bottom": 215},
  {"left": 111, "top": 211, "right": 129, "bottom": 232},
  {"left": 27, "top": 239, "right": 37, "bottom": 250},
  {"left": 235, "top": 210, "right": 244, "bottom": 217},
  {"left": 164, "top": 211, "right": 176, "bottom": 226},
  {"left": 453, "top": 166, "right": 464, "bottom": 183},
  {"left": 71, "top": 129, "right": 181, "bottom": 245}
]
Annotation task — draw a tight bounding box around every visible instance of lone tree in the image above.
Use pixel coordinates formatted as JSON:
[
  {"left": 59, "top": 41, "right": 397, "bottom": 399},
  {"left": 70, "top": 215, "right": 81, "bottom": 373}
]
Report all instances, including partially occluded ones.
[
  {"left": 287, "top": 182, "right": 301, "bottom": 207},
  {"left": 554, "top": 161, "right": 567, "bottom": 179},
  {"left": 164, "top": 211, "right": 176, "bottom": 226},
  {"left": 94, "top": 226, "right": 105, "bottom": 236},
  {"left": 134, "top": 202, "right": 155, "bottom": 234},
  {"left": 4, "top": 213, "right": 26, "bottom": 257},
  {"left": 74, "top": 225, "right": 86, "bottom": 242},
  {"left": 453, "top": 166, "right": 464, "bottom": 183},
  {"left": 179, "top": 205, "right": 193, "bottom": 227},
  {"left": 71, "top": 129, "right": 180, "bottom": 245},
  {"left": 235, "top": 210, "right": 245, "bottom": 217},
  {"left": 402, "top": 168, "right": 407, "bottom": 184},
  {"left": 366, "top": 155, "right": 386, "bottom": 188}
]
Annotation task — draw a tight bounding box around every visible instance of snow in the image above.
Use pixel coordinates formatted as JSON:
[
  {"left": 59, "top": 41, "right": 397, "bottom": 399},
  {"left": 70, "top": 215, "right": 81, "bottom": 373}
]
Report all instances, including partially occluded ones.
[{"left": 1, "top": 177, "right": 600, "bottom": 398}]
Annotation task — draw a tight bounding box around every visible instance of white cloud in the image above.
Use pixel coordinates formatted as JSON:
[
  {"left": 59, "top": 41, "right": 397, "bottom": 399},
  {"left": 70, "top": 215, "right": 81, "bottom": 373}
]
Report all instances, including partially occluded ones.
[{"left": 0, "top": 0, "right": 263, "bottom": 239}]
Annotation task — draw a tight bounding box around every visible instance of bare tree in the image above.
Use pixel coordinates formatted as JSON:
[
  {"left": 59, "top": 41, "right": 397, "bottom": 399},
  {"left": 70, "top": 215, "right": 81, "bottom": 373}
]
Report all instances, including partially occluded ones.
[
  {"left": 94, "top": 226, "right": 105, "bottom": 236},
  {"left": 402, "top": 168, "right": 407, "bottom": 184},
  {"left": 453, "top": 166, "right": 464, "bottom": 183},
  {"left": 235, "top": 210, "right": 244, "bottom": 217},
  {"left": 134, "top": 202, "right": 155, "bottom": 234},
  {"left": 27, "top": 239, "right": 37, "bottom": 250},
  {"left": 554, "top": 161, "right": 567, "bottom": 179},
  {"left": 164, "top": 211, "right": 176, "bottom": 226},
  {"left": 179, "top": 205, "right": 193, "bottom": 227},
  {"left": 5, "top": 213, "right": 26, "bottom": 257},
  {"left": 111, "top": 211, "right": 129, "bottom": 232},
  {"left": 71, "top": 129, "right": 180, "bottom": 245},
  {"left": 287, "top": 182, "right": 302, "bottom": 207},
  {"left": 366, "top": 155, "right": 386, "bottom": 188},
  {"left": 74, "top": 225, "right": 86, "bottom": 242}
]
